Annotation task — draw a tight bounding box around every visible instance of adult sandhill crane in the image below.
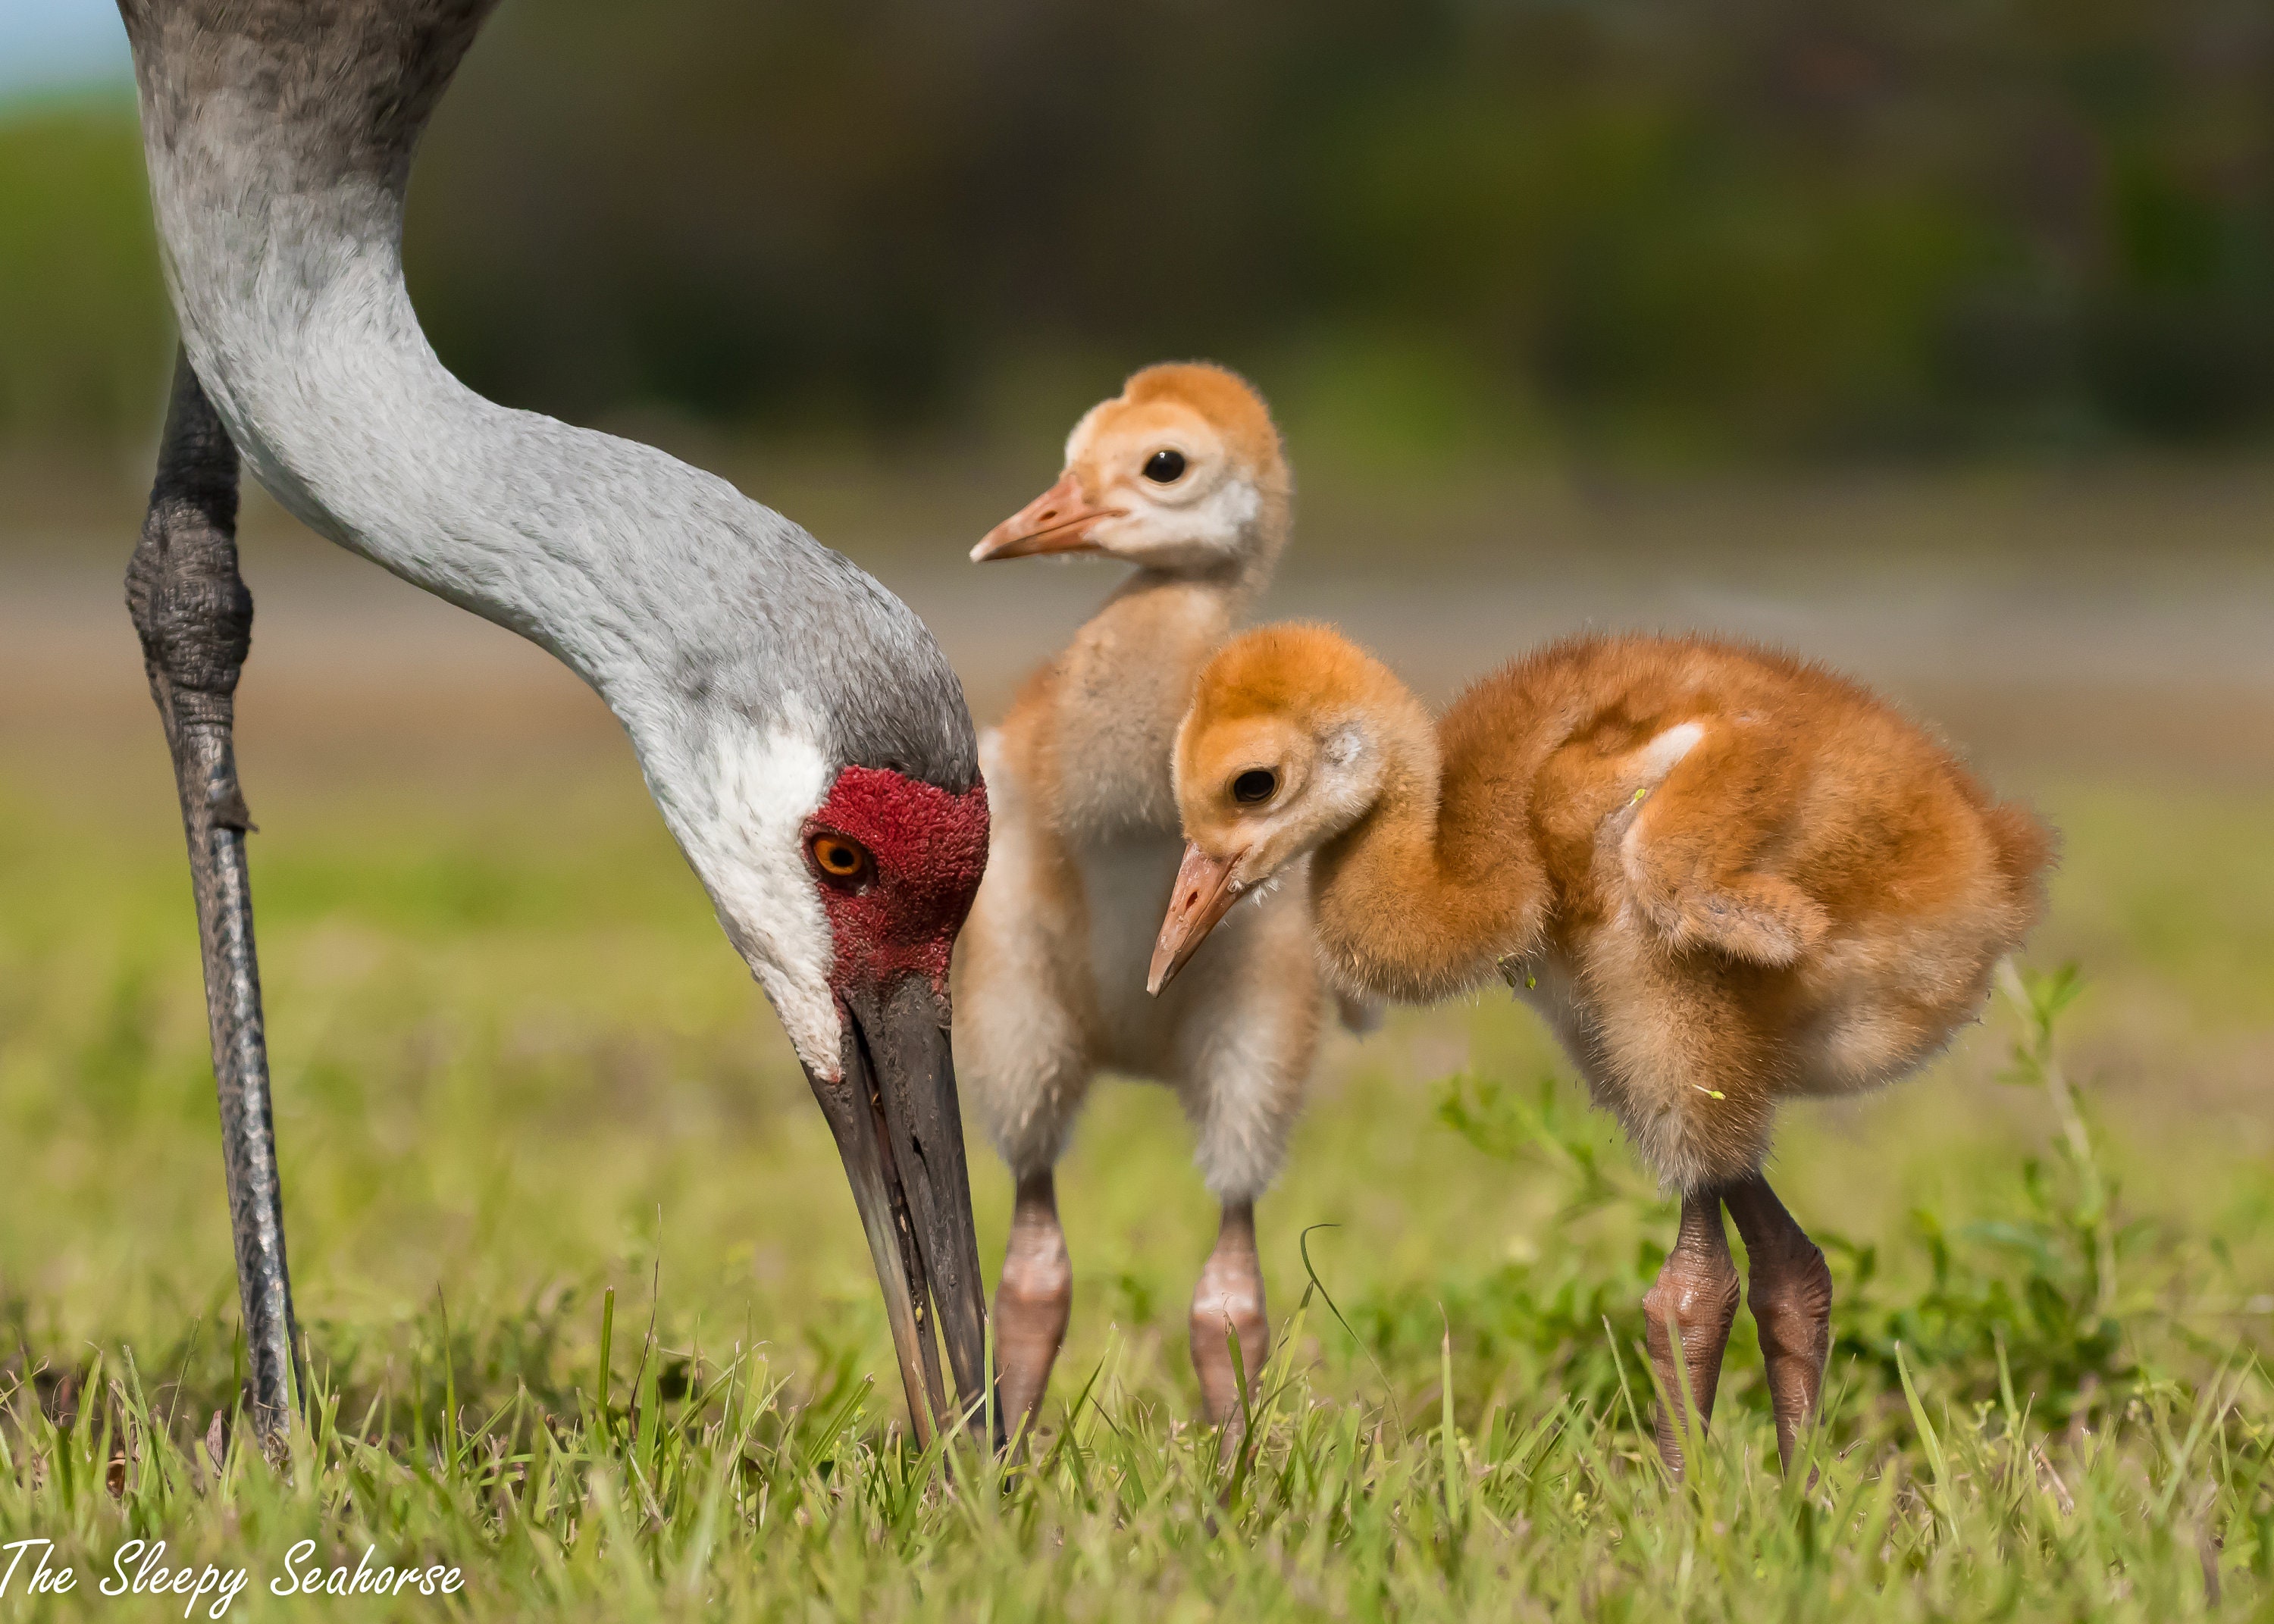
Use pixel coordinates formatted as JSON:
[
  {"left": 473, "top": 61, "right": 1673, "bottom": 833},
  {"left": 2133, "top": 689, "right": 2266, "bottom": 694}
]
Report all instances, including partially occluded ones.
[
  {"left": 117, "top": 0, "right": 995, "bottom": 1447},
  {"left": 954, "top": 365, "right": 1329, "bottom": 1434},
  {"left": 1152, "top": 625, "right": 2051, "bottom": 1472}
]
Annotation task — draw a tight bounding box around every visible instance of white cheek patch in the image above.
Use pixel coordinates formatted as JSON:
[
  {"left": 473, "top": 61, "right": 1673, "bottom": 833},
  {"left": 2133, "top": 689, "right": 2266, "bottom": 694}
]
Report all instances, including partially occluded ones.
[
  {"left": 1198, "top": 476, "right": 1261, "bottom": 534},
  {"left": 1173, "top": 477, "right": 1261, "bottom": 552},
  {"left": 664, "top": 711, "right": 844, "bottom": 1078},
  {"left": 1113, "top": 476, "right": 1261, "bottom": 565},
  {"left": 1314, "top": 719, "right": 1384, "bottom": 830}
]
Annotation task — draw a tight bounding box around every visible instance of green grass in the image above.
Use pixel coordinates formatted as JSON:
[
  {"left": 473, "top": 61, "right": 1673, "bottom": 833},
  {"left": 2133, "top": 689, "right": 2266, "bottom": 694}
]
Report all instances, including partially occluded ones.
[{"left": 0, "top": 738, "right": 2268, "bottom": 1618}]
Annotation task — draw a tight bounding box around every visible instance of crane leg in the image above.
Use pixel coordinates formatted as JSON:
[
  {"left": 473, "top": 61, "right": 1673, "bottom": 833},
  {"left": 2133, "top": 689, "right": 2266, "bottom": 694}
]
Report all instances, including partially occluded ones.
[
  {"left": 125, "top": 350, "right": 301, "bottom": 1443},
  {"left": 1189, "top": 1199, "right": 1268, "bottom": 1431},
  {"left": 994, "top": 1169, "right": 1072, "bottom": 1446},
  {"left": 1724, "top": 1174, "right": 1833, "bottom": 1473},
  {"left": 1642, "top": 1189, "right": 1740, "bottom": 1475}
]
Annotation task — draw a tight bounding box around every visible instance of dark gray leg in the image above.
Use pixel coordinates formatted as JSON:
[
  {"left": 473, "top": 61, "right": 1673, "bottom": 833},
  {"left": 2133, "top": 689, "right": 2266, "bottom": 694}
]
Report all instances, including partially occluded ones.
[{"left": 125, "top": 351, "right": 299, "bottom": 1440}]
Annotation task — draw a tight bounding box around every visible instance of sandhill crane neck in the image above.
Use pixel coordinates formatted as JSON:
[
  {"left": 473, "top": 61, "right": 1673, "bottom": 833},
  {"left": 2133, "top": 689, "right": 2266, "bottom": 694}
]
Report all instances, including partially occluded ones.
[{"left": 119, "top": 0, "right": 994, "bottom": 1446}]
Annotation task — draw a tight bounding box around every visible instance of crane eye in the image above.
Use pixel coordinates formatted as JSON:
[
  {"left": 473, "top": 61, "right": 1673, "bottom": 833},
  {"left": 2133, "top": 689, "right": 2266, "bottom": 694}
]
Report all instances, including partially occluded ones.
[
  {"left": 810, "top": 832, "right": 874, "bottom": 886},
  {"left": 1231, "top": 768, "right": 1278, "bottom": 804},
  {"left": 1143, "top": 449, "right": 1187, "bottom": 483}
]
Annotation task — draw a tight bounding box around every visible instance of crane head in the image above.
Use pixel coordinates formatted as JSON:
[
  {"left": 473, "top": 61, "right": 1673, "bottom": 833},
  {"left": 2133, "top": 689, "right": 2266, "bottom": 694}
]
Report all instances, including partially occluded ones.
[
  {"left": 791, "top": 764, "right": 994, "bottom": 1447},
  {"left": 688, "top": 730, "right": 994, "bottom": 1449}
]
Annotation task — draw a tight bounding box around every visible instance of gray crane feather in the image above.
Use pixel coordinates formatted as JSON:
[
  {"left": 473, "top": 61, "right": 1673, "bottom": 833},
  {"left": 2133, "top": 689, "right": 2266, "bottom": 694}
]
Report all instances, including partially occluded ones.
[
  {"left": 119, "top": 0, "right": 978, "bottom": 1053},
  {"left": 121, "top": 0, "right": 975, "bottom": 788}
]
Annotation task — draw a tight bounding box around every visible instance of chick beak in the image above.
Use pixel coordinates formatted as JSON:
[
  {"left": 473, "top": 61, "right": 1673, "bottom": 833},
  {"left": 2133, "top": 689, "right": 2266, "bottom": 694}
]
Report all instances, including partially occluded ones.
[
  {"left": 971, "top": 471, "right": 1122, "bottom": 562},
  {"left": 1147, "top": 841, "right": 1245, "bottom": 995}
]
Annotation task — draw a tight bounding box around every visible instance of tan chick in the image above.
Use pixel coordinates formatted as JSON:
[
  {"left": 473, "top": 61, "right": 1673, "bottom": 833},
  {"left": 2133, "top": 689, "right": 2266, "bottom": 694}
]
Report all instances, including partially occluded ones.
[
  {"left": 1151, "top": 624, "right": 2053, "bottom": 1472},
  {"left": 954, "top": 365, "right": 1336, "bottom": 1435}
]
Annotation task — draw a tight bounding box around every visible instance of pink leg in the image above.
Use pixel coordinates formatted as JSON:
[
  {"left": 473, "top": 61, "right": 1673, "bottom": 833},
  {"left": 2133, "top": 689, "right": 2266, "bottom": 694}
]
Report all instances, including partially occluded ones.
[
  {"left": 1724, "top": 1174, "right": 1833, "bottom": 1473},
  {"left": 1641, "top": 1190, "right": 1741, "bottom": 1475},
  {"left": 994, "top": 1171, "right": 1072, "bottom": 1443},
  {"left": 1189, "top": 1201, "right": 1269, "bottom": 1428}
]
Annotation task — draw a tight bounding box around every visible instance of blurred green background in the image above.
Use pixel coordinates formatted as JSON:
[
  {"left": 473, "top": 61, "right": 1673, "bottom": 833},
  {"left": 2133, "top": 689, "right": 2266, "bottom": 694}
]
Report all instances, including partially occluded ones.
[
  {"left": 0, "top": 8, "right": 2269, "bottom": 1610},
  {"left": 5, "top": 0, "right": 2273, "bottom": 464}
]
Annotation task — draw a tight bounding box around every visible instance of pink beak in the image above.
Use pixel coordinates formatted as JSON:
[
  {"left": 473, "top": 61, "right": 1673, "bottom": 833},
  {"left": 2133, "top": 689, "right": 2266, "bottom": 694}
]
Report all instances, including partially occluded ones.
[
  {"left": 971, "top": 471, "right": 1123, "bottom": 562},
  {"left": 1147, "top": 842, "right": 1245, "bottom": 995}
]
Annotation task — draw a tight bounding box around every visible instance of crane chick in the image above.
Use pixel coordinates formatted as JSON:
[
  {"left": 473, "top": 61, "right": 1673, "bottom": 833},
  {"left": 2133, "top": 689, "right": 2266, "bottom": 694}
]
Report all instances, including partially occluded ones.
[
  {"left": 1153, "top": 625, "right": 2053, "bottom": 1472},
  {"left": 954, "top": 365, "right": 1333, "bottom": 1435}
]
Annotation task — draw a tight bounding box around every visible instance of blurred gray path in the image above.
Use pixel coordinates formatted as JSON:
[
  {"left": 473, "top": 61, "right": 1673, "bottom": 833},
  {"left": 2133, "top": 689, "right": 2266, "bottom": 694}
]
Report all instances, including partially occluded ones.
[{"left": 6, "top": 470, "right": 2272, "bottom": 781}]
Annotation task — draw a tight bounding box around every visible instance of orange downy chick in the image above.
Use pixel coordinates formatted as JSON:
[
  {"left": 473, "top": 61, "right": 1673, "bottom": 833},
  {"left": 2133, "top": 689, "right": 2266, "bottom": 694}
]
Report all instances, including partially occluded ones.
[{"left": 1154, "top": 624, "right": 2053, "bottom": 1471}]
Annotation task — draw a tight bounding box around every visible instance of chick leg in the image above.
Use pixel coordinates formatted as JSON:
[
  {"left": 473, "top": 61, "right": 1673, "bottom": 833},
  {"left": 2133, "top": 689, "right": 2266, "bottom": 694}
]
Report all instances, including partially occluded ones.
[
  {"left": 1641, "top": 1190, "right": 1741, "bottom": 1475},
  {"left": 1190, "top": 1200, "right": 1268, "bottom": 1428},
  {"left": 994, "top": 1170, "right": 1073, "bottom": 1444},
  {"left": 1724, "top": 1174, "right": 1833, "bottom": 1472},
  {"left": 1163, "top": 897, "right": 1314, "bottom": 1431}
]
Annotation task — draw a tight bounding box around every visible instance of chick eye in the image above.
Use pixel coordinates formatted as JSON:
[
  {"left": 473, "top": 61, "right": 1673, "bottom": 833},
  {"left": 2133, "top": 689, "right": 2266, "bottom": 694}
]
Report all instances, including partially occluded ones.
[
  {"left": 1231, "top": 768, "right": 1278, "bottom": 804},
  {"left": 1143, "top": 449, "right": 1187, "bottom": 483},
  {"left": 810, "top": 832, "right": 874, "bottom": 886}
]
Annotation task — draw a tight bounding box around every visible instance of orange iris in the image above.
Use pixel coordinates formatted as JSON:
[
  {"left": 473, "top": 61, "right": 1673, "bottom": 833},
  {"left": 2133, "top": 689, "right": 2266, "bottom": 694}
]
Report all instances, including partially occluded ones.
[{"left": 810, "top": 832, "right": 872, "bottom": 883}]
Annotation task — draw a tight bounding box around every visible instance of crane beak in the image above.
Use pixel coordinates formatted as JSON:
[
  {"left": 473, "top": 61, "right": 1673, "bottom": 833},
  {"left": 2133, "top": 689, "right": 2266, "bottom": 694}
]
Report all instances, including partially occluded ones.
[
  {"left": 803, "top": 975, "right": 1000, "bottom": 1452},
  {"left": 1147, "top": 841, "right": 1245, "bottom": 996},
  {"left": 970, "top": 472, "right": 1122, "bottom": 561}
]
